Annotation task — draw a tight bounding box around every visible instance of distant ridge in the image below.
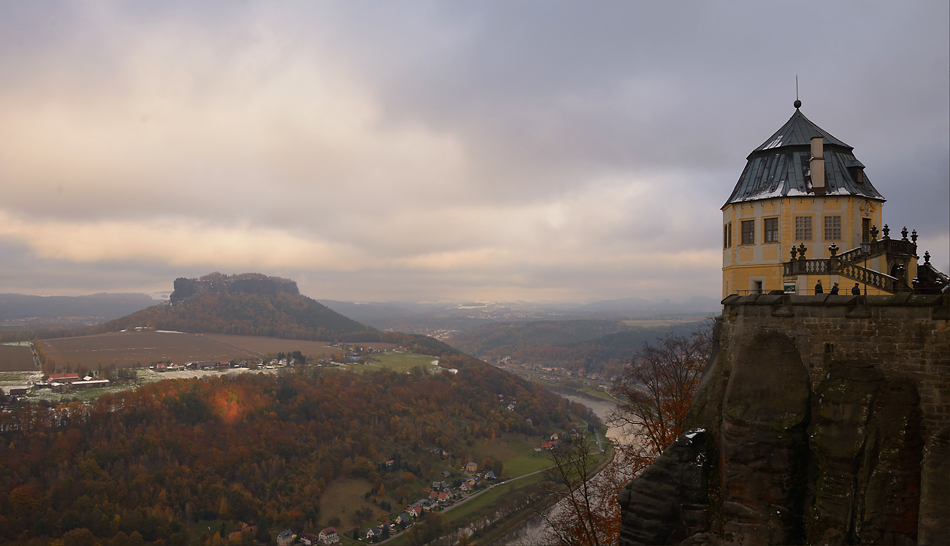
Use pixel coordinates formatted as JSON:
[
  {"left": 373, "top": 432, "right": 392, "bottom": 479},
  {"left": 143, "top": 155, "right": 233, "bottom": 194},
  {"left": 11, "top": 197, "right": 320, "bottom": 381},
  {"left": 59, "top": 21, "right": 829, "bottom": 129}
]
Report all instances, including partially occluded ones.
[
  {"left": 0, "top": 292, "right": 158, "bottom": 321},
  {"left": 94, "top": 272, "right": 374, "bottom": 340}
]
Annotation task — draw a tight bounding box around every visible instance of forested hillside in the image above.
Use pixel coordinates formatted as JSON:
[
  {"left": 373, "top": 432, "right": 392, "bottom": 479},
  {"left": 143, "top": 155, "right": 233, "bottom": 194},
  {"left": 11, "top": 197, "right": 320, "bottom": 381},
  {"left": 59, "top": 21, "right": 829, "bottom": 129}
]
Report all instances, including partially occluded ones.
[
  {"left": 447, "top": 320, "right": 626, "bottom": 357},
  {"left": 450, "top": 320, "right": 705, "bottom": 378},
  {"left": 0, "top": 364, "right": 580, "bottom": 544},
  {"left": 94, "top": 273, "right": 373, "bottom": 341}
]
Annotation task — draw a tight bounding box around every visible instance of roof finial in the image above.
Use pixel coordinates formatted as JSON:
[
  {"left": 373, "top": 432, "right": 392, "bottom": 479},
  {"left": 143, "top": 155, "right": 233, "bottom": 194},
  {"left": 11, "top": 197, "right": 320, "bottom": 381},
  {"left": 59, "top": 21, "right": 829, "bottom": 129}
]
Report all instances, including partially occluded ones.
[{"left": 794, "top": 75, "right": 801, "bottom": 109}]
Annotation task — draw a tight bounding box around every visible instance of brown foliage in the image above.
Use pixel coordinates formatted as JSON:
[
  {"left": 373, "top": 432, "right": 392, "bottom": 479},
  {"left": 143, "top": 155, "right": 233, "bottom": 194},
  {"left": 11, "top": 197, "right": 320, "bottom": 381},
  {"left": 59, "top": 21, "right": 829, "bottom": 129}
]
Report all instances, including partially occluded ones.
[
  {"left": 610, "top": 326, "right": 711, "bottom": 454},
  {"left": 539, "top": 435, "right": 653, "bottom": 546},
  {"left": 0, "top": 362, "right": 570, "bottom": 543}
]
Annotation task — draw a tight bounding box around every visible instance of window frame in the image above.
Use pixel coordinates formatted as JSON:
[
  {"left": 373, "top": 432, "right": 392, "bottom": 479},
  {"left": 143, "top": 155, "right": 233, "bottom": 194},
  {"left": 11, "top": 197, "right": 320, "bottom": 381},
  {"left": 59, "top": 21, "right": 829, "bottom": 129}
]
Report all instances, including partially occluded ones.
[
  {"left": 763, "top": 217, "right": 779, "bottom": 243},
  {"left": 794, "top": 216, "right": 813, "bottom": 242},
  {"left": 741, "top": 220, "right": 755, "bottom": 245},
  {"left": 823, "top": 215, "right": 842, "bottom": 241}
]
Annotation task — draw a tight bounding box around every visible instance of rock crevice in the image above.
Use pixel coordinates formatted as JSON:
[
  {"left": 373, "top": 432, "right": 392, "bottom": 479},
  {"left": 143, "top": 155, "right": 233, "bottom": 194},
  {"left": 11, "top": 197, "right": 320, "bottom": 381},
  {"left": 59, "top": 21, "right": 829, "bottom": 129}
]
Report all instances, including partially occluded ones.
[{"left": 619, "top": 298, "right": 949, "bottom": 546}]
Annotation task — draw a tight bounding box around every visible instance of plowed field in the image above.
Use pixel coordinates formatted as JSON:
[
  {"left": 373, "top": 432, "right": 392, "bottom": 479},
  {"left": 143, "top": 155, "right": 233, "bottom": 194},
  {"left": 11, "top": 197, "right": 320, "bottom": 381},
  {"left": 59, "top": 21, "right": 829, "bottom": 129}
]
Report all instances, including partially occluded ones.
[
  {"left": 0, "top": 345, "right": 35, "bottom": 372},
  {"left": 40, "top": 331, "right": 396, "bottom": 368}
]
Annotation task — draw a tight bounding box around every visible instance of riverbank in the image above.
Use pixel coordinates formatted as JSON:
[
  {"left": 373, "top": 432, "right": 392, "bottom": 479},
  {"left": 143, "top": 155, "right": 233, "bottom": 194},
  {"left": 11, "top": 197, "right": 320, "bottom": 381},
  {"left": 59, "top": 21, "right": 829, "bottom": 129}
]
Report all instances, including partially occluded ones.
[
  {"left": 466, "top": 389, "right": 624, "bottom": 545},
  {"left": 469, "top": 442, "right": 616, "bottom": 546}
]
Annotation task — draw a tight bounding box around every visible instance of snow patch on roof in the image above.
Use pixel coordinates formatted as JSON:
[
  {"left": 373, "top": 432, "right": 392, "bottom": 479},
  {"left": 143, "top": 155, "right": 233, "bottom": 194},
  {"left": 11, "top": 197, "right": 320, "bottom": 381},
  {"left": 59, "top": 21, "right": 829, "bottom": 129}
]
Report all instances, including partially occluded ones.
[{"left": 762, "top": 136, "right": 783, "bottom": 150}]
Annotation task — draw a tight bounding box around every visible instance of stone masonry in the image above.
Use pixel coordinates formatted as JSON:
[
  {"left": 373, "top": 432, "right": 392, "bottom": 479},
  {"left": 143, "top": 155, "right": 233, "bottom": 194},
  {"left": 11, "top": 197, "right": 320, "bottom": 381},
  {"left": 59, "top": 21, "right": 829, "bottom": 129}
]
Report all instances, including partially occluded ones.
[{"left": 618, "top": 293, "right": 949, "bottom": 546}]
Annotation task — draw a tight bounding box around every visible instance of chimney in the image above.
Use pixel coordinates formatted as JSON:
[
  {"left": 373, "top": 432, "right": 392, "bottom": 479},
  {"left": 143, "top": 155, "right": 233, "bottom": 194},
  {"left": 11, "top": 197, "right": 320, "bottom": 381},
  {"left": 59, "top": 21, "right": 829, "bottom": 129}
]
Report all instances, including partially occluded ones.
[{"left": 810, "top": 136, "right": 825, "bottom": 193}]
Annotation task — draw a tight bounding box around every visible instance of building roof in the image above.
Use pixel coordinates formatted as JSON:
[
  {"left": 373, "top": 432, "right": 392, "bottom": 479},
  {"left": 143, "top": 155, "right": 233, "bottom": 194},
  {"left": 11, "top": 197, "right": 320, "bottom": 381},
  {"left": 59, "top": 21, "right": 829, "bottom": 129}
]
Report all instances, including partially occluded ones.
[
  {"left": 723, "top": 103, "right": 886, "bottom": 207},
  {"left": 752, "top": 108, "right": 850, "bottom": 151}
]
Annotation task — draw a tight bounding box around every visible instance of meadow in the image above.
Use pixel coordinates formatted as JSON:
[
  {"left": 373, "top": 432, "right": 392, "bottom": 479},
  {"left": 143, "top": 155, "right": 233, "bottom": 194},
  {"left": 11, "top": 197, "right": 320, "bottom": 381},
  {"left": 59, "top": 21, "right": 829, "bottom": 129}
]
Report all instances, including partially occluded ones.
[{"left": 357, "top": 351, "right": 440, "bottom": 374}]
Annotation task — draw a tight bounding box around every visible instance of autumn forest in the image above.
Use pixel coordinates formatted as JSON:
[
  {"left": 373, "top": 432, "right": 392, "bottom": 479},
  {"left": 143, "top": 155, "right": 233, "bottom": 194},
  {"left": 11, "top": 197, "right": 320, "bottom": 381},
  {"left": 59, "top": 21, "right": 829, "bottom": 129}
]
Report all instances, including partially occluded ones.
[{"left": 0, "top": 363, "right": 586, "bottom": 545}]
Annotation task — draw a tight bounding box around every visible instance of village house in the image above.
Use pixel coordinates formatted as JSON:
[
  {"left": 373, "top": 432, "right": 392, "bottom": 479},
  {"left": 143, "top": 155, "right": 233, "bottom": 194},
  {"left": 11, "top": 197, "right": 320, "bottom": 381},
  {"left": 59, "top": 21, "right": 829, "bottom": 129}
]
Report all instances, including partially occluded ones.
[
  {"left": 300, "top": 533, "right": 319, "bottom": 546},
  {"left": 276, "top": 530, "right": 294, "bottom": 546},
  {"left": 317, "top": 527, "right": 339, "bottom": 544},
  {"left": 464, "top": 461, "right": 478, "bottom": 473},
  {"left": 365, "top": 526, "right": 384, "bottom": 542}
]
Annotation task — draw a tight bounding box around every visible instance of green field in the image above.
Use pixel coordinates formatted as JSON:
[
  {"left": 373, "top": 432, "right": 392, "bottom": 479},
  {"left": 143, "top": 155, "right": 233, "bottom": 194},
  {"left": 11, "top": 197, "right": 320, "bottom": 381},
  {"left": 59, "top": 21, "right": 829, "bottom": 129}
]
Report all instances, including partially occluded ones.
[
  {"left": 356, "top": 352, "right": 439, "bottom": 374},
  {"left": 319, "top": 478, "right": 396, "bottom": 530},
  {"left": 466, "top": 436, "right": 551, "bottom": 477},
  {"left": 445, "top": 472, "right": 547, "bottom": 524}
]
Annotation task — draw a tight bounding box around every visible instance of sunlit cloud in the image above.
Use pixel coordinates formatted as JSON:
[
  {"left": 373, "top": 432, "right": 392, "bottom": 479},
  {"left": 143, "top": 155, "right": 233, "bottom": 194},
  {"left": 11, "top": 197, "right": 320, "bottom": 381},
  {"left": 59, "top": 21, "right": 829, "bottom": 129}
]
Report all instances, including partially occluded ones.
[{"left": 0, "top": 2, "right": 945, "bottom": 301}]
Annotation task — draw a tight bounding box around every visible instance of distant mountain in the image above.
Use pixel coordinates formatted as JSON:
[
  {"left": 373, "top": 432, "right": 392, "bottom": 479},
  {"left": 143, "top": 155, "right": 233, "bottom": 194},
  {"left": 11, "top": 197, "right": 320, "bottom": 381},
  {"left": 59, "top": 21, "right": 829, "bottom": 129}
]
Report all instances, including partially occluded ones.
[
  {"left": 318, "top": 300, "right": 496, "bottom": 333},
  {"left": 576, "top": 295, "right": 721, "bottom": 316},
  {"left": 95, "top": 273, "right": 373, "bottom": 340},
  {"left": 318, "top": 296, "right": 721, "bottom": 336},
  {"left": 511, "top": 321, "right": 705, "bottom": 377},
  {"left": 446, "top": 319, "right": 627, "bottom": 357},
  {"left": 446, "top": 318, "right": 707, "bottom": 377},
  {"left": 0, "top": 292, "right": 158, "bottom": 321}
]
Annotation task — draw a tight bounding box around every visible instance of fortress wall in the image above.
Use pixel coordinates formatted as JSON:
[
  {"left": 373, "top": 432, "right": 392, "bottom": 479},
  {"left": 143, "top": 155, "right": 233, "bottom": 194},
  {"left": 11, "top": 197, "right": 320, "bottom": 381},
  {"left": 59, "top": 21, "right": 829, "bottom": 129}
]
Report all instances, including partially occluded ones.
[
  {"left": 720, "top": 294, "right": 949, "bottom": 437},
  {"left": 619, "top": 293, "right": 949, "bottom": 546}
]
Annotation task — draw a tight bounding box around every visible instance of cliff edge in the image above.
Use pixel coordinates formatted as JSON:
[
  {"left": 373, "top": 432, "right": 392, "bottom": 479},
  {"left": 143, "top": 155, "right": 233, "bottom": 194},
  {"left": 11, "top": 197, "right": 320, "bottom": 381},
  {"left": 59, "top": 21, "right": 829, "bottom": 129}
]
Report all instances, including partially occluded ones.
[{"left": 619, "top": 293, "right": 950, "bottom": 546}]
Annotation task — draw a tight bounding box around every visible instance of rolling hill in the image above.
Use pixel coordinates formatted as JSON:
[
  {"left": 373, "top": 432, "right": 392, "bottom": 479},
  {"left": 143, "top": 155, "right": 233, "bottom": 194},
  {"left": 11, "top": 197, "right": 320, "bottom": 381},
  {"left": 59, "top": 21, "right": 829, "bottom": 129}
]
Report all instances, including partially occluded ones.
[
  {"left": 0, "top": 292, "right": 158, "bottom": 321},
  {"left": 447, "top": 319, "right": 706, "bottom": 377}
]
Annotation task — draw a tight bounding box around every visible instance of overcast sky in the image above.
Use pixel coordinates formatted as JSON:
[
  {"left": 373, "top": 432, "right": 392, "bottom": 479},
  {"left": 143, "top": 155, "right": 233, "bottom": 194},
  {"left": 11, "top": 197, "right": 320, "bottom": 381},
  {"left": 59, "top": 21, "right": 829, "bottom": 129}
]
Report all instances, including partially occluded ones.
[{"left": 1, "top": 1, "right": 947, "bottom": 302}]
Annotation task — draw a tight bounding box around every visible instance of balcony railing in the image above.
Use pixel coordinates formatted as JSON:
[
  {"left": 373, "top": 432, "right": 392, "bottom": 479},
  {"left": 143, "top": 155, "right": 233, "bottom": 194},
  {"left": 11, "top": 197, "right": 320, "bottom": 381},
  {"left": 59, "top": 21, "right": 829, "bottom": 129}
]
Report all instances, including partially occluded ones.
[
  {"left": 783, "top": 259, "right": 830, "bottom": 276},
  {"left": 837, "top": 263, "right": 903, "bottom": 292},
  {"left": 783, "top": 238, "right": 915, "bottom": 294}
]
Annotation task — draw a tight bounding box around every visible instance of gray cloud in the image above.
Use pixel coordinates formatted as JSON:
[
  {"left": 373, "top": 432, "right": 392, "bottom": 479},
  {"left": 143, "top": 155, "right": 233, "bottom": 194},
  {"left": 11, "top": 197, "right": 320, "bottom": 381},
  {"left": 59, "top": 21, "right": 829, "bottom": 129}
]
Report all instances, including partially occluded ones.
[{"left": 0, "top": 1, "right": 946, "bottom": 301}]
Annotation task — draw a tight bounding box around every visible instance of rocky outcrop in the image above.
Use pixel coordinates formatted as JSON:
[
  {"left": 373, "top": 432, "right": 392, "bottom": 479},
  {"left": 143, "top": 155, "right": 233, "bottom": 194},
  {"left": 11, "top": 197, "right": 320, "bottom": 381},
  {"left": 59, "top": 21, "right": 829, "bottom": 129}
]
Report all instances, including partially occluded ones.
[
  {"left": 170, "top": 272, "right": 299, "bottom": 303},
  {"left": 720, "top": 331, "right": 811, "bottom": 545},
  {"left": 618, "top": 430, "right": 715, "bottom": 546},
  {"left": 807, "top": 363, "right": 922, "bottom": 545},
  {"left": 618, "top": 295, "right": 950, "bottom": 546},
  {"left": 918, "top": 421, "right": 950, "bottom": 545}
]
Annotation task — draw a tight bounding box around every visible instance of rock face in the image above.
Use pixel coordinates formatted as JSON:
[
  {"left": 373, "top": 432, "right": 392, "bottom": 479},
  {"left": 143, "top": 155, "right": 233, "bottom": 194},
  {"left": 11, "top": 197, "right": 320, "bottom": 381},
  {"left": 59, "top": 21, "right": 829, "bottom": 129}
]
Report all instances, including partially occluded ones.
[
  {"left": 617, "top": 431, "right": 715, "bottom": 546},
  {"left": 618, "top": 294, "right": 950, "bottom": 546},
  {"left": 170, "top": 272, "right": 299, "bottom": 303},
  {"left": 720, "top": 331, "right": 811, "bottom": 545}
]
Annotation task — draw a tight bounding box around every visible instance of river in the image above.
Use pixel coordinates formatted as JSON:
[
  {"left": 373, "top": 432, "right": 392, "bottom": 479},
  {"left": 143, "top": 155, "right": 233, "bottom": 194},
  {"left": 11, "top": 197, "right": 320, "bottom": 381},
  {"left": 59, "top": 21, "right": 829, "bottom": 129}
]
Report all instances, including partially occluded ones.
[{"left": 493, "top": 391, "right": 632, "bottom": 546}]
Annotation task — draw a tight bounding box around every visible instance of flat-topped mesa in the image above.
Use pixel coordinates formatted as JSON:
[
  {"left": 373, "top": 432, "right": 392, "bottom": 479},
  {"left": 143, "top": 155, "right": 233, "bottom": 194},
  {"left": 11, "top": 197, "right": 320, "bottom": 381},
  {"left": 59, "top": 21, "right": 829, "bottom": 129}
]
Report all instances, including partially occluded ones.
[{"left": 170, "top": 273, "right": 299, "bottom": 303}]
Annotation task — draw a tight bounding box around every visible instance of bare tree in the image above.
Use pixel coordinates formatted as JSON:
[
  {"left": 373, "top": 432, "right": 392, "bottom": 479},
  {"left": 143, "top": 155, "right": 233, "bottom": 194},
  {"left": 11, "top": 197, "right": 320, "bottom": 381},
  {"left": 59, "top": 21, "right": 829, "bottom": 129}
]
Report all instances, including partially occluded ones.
[
  {"left": 526, "top": 326, "right": 712, "bottom": 546},
  {"left": 538, "top": 433, "right": 613, "bottom": 546},
  {"left": 610, "top": 325, "right": 711, "bottom": 455}
]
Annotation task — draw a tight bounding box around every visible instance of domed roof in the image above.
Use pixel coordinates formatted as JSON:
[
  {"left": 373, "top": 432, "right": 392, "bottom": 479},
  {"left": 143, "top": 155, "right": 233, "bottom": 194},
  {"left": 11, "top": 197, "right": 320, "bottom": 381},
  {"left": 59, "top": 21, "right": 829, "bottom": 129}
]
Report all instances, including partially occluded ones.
[{"left": 723, "top": 104, "right": 885, "bottom": 207}]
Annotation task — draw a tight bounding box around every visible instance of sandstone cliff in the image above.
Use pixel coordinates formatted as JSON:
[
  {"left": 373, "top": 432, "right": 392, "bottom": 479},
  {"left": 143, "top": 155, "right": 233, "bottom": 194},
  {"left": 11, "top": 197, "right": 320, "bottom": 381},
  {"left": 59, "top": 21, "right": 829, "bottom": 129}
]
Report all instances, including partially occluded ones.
[
  {"left": 170, "top": 272, "right": 299, "bottom": 303},
  {"left": 618, "top": 293, "right": 950, "bottom": 546}
]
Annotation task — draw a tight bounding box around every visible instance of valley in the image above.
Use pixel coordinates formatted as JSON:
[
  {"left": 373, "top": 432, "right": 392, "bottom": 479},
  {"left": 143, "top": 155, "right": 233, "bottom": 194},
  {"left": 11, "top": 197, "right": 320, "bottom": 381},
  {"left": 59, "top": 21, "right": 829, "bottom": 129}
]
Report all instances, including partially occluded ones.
[{"left": 0, "top": 274, "right": 696, "bottom": 546}]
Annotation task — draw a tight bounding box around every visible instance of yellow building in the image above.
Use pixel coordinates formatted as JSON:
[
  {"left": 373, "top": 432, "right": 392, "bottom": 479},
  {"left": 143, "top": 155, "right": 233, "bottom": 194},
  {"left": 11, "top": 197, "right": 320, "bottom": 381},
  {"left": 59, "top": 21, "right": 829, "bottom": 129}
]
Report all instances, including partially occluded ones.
[{"left": 722, "top": 100, "right": 930, "bottom": 297}]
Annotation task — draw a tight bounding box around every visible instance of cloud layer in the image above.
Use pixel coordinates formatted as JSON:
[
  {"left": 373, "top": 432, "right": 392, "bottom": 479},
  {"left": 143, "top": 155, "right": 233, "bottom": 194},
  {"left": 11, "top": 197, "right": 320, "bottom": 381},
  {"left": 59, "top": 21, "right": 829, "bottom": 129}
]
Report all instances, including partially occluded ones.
[{"left": 1, "top": 2, "right": 947, "bottom": 301}]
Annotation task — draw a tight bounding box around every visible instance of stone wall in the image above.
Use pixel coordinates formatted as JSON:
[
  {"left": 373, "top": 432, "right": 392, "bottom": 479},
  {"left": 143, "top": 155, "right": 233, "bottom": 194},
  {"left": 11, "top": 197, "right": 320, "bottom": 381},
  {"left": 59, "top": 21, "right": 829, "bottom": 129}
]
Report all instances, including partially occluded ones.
[
  {"left": 719, "top": 293, "right": 949, "bottom": 438},
  {"left": 618, "top": 293, "right": 949, "bottom": 546}
]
